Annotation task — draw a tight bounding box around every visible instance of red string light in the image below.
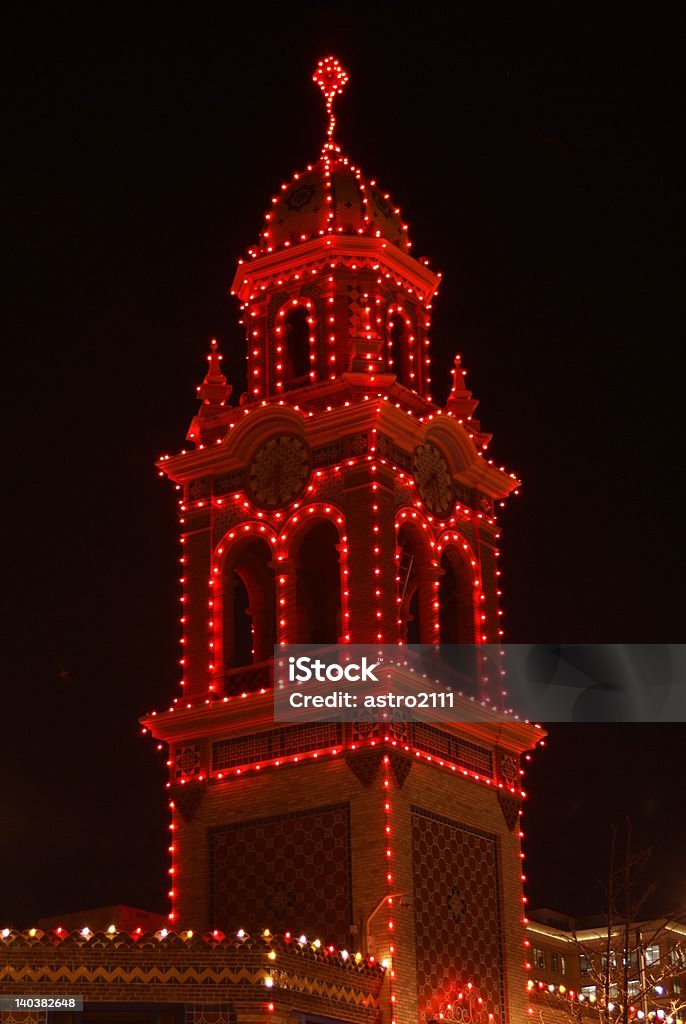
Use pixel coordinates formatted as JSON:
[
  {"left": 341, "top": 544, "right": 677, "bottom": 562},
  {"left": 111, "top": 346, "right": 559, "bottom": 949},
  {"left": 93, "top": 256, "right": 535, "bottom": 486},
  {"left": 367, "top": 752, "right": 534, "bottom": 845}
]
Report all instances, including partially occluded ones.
[{"left": 382, "top": 754, "right": 398, "bottom": 1024}]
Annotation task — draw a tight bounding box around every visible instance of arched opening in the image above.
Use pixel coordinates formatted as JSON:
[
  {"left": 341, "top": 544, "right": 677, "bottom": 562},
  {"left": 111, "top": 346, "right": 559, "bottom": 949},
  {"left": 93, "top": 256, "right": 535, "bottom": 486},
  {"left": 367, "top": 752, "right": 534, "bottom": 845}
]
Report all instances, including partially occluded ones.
[
  {"left": 293, "top": 520, "right": 341, "bottom": 644},
  {"left": 435, "top": 545, "right": 479, "bottom": 693},
  {"left": 222, "top": 537, "right": 275, "bottom": 671},
  {"left": 407, "top": 589, "right": 421, "bottom": 644},
  {"left": 232, "top": 573, "right": 252, "bottom": 667},
  {"left": 397, "top": 522, "right": 435, "bottom": 643},
  {"left": 283, "top": 306, "right": 311, "bottom": 384},
  {"left": 388, "top": 311, "right": 411, "bottom": 388},
  {"left": 438, "top": 547, "right": 476, "bottom": 645}
]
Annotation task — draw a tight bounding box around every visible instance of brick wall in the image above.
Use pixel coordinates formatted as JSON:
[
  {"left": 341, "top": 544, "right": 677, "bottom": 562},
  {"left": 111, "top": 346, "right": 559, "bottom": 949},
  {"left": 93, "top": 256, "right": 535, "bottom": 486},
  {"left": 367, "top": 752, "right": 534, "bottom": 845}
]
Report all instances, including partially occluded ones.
[{"left": 170, "top": 738, "right": 528, "bottom": 1024}]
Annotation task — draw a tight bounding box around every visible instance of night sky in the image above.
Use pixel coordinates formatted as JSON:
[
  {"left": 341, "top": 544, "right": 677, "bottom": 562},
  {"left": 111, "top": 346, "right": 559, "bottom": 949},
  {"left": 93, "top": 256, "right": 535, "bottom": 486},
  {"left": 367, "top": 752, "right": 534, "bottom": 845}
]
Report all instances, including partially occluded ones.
[{"left": 2, "top": 6, "right": 684, "bottom": 929}]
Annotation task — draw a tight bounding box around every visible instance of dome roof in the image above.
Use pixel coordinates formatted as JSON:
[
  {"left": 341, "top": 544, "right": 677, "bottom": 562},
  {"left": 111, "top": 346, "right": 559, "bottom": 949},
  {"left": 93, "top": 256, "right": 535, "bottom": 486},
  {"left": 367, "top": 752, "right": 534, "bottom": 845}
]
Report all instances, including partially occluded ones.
[
  {"left": 256, "top": 151, "right": 411, "bottom": 254},
  {"left": 246, "top": 59, "right": 411, "bottom": 259}
]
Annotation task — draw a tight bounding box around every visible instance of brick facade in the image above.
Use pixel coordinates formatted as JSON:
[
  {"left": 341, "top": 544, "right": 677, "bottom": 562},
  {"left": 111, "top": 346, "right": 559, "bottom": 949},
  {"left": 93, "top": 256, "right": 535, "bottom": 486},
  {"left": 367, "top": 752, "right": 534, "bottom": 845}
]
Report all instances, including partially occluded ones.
[{"left": 147, "top": 700, "right": 537, "bottom": 1024}]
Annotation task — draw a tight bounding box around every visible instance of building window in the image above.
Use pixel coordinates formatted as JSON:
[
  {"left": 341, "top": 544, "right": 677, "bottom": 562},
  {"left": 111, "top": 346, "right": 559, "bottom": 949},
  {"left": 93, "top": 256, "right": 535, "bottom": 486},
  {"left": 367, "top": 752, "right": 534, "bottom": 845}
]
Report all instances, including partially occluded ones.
[
  {"left": 294, "top": 519, "right": 341, "bottom": 644},
  {"left": 580, "top": 954, "right": 591, "bottom": 975},
  {"left": 282, "top": 306, "right": 311, "bottom": 383},
  {"left": 397, "top": 523, "right": 435, "bottom": 644},
  {"left": 581, "top": 986, "right": 597, "bottom": 999},
  {"left": 627, "top": 980, "right": 640, "bottom": 999},
  {"left": 671, "top": 946, "right": 685, "bottom": 967},
  {"left": 387, "top": 311, "right": 410, "bottom": 386},
  {"left": 673, "top": 979, "right": 682, "bottom": 995},
  {"left": 222, "top": 536, "right": 275, "bottom": 671},
  {"left": 623, "top": 950, "right": 638, "bottom": 971},
  {"left": 533, "top": 947, "right": 546, "bottom": 970},
  {"left": 645, "top": 944, "right": 660, "bottom": 967},
  {"left": 438, "top": 547, "right": 476, "bottom": 645},
  {"left": 551, "top": 952, "right": 566, "bottom": 974}
]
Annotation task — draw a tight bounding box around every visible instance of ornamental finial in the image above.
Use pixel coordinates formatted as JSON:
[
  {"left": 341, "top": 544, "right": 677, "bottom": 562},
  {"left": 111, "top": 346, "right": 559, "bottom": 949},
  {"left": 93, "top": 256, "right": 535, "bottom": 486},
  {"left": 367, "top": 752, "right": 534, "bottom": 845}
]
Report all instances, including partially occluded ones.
[
  {"left": 205, "top": 337, "right": 224, "bottom": 383},
  {"left": 197, "top": 338, "right": 230, "bottom": 405},
  {"left": 313, "top": 56, "right": 349, "bottom": 149}
]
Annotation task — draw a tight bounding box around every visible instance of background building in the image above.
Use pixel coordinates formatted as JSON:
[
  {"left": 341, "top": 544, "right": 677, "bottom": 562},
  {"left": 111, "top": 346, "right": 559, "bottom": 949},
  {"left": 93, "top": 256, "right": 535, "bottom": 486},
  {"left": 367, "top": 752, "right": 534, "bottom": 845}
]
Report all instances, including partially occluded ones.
[{"left": 526, "top": 908, "right": 686, "bottom": 1021}]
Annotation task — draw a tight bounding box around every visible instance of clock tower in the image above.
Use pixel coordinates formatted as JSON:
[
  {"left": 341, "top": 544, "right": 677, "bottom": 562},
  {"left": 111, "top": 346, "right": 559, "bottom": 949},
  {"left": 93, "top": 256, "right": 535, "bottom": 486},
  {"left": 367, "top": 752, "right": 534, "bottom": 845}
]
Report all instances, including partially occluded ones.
[{"left": 144, "top": 58, "right": 539, "bottom": 1024}]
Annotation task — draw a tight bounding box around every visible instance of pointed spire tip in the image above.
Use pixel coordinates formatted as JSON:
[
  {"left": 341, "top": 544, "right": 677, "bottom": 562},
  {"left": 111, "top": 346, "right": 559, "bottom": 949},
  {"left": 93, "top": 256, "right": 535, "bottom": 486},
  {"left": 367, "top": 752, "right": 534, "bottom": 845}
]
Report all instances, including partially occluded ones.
[{"left": 313, "top": 56, "right": 349, "bottom": 148}]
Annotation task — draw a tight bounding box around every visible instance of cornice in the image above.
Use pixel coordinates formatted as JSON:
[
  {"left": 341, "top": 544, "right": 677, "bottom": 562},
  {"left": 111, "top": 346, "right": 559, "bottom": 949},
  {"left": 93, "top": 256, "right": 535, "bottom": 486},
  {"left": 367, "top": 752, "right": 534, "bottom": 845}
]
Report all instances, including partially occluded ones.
[
  {"left": 231, "top": 235, "right": 441, "bottom": 303},
  {"left": 141, "top": 686, "right": 542, "bottom": 753},
  {"left": 157, "top": 396, "right": 517, "bottom": 499}
]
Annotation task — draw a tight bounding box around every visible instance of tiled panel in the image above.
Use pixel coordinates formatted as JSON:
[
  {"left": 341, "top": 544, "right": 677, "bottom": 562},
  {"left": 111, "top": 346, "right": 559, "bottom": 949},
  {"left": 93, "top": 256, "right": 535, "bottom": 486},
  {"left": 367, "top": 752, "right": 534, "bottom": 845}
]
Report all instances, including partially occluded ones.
[
  {"left": 411, "top": 807, "right": 504, "bottom": 1022},
  {"left": 209, "top": 803, "right": 352, "bottom": 946}
]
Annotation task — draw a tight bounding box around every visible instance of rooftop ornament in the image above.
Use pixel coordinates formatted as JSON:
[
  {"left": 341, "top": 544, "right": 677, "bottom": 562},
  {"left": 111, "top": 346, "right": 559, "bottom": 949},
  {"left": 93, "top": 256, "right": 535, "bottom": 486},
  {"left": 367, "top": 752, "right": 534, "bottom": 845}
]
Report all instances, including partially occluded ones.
[{"left": 312, "top": 56, "right": 349, "bottom": 151}]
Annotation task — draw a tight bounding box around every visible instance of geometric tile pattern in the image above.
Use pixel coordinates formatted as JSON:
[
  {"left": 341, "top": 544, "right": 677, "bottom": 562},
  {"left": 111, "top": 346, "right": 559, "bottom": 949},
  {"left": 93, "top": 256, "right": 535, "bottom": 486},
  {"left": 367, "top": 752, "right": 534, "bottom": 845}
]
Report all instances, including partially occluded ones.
[
  {"left": 212, "top": 724, "right": 342, "bottom": 772},
  {"left": 185, "top": 1011, "right": 231, "bottom": 1024},
  {"left": 174, "top": 744, "right": 202, "bottom": 779},
  {"left": 411, "top": 726, "right": 494, "bottom": 778},
  {"left": 496, "top": 750, "right": 519, "bottom": 788},
  {"left": 0, "top": 1015, "right": 45, "bottom": 1024},
  {"left": 411, "top": 807, "right": 503, "bottom": 1023},
  {"left": 209, "top": 804, "right": 352, "bottom": 947}
]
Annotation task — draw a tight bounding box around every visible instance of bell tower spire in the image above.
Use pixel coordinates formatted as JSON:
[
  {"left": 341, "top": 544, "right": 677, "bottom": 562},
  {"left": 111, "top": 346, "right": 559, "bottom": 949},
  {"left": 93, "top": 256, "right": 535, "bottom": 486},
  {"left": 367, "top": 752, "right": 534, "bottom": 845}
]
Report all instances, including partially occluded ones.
[{"left": 148, "top": 57, "right": 536, "bottom": 1024}]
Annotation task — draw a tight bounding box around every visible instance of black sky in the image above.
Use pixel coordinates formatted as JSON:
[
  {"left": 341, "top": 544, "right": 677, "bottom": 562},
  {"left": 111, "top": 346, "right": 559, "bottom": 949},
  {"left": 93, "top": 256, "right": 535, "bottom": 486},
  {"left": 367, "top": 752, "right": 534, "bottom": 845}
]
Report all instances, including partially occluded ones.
[{"left": 2, "top": 5, "right": 684, "bottom": 928}]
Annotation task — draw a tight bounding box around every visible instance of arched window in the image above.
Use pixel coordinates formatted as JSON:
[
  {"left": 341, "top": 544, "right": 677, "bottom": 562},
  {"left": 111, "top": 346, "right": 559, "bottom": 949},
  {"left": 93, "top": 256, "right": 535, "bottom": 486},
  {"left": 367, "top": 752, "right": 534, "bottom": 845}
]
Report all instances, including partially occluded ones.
[
  {"left": 407, "top": 588, "right": 421, "bottom": 644},
  {"left": 293, "top": 520, "right": 341, "bottom": 644},
  {"left": 231, "top": 572, "right": 252, "bottom": 667},
  {"left": 438, "top": 547, "right": 476, "bottom": 645},
  {"left": 435, "top": 546, "right": 479, "bottom": 693},
  {"left": 222, "top": 538, "right": 275, "bottom": 672},
  {"left": 283, "top": 306, "right": 311, "bottom": 384},
  {"left": 387, "top": 309, "right": 416, "bottom": 389},
  {"left": 397, "top": 523, "right": 435, "bottom": 643},
  {"left": 388, "top": 312, "right": 408, "bottom": 385}
]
